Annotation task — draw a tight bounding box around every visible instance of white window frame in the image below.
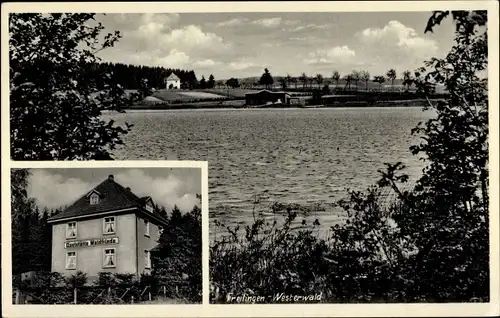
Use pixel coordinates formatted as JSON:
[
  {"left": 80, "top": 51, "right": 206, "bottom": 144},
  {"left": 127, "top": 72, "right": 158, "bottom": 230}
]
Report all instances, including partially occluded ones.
[
  {"left": 66, "top": 222, "right": 77, "bottom": 239},
  {"left": 66, "top": 251, "right": 77, "bottom": 270},
  {"left": 144, "top": 219, "right": 150, "bottom": 237},
  {"left": 90, "top": 193, "right": 99, "bottom": 205},
  {"left": 144, "top": 250, "right": 151, "bottom": 269},
  {"left": 145, "top": 203, "right": 154, "bottom": 213},
  {"left": 103, "top": 248, "right": 116, "bottom": 268},
  {"left": 103, "top": 216, "right": 116, "bottom": 235}
]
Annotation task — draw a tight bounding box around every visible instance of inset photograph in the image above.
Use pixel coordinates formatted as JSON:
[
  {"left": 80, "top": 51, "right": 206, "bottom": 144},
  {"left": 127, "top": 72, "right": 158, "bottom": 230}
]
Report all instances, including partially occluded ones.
[{"left": 11, "top": 166, "right": 202, "bottom": 304}]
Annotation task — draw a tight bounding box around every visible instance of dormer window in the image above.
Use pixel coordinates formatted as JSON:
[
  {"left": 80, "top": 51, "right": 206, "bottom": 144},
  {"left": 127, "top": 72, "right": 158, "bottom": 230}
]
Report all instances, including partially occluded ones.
[
  {"left": 146, "top": 203, "right": 153, "bottom": 213},
  {"left": 90, "top": 193, "right": 99, "bottom": 205}
]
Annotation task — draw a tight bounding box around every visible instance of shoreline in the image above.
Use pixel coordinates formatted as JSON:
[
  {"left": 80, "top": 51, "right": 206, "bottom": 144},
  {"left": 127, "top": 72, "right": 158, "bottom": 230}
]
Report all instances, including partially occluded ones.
[{"left": 124, "top": 98, "right": 439, "bottom": 111}]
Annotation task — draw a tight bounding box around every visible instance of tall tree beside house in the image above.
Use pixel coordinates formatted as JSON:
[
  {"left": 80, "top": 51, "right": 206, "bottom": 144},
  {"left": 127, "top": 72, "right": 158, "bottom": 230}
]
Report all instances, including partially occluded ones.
[
  {"left": 207, "top": 74, "right": 216, "bottom": 89},
  {"left": 259, "top": 68, "right": 274, "bottom": 89},
  {"left": 152, "top": 203, "right": 202, "bottom": 302},
  {"left": 154, "top": 203, "right": 168, "bottom": 220},
  {"left": 199, "top": 76, "right": 207, "bottom": 89},
  {"left": 386, "top": 68, "right": 397, "bottom": 91},
  {"left": 361, "top": 71, "right": 371, "bottom": 90},
  {"left": 11, "top": 169, "right": 34, "bottom": 277},
  {"left": 11, "top": 169, "right": 54, "bottom": 279},
  {"left": 332, "top": 70, "right": 341, "bottom": 90},
  {"left": 10, "top": 13, "right": 141, "bottom": 160},
  {"left": 186, "top": 70, "right": 198, "bottom": 89},
  {"left": 372, "top": 75, "right": 386, "bottom": 91}
]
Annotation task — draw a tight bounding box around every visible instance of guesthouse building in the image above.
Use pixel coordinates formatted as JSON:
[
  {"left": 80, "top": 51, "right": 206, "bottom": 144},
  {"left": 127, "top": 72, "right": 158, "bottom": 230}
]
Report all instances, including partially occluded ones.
[
  {"left": 47, "top": 175, "right": 168, "bottom": 282},
  {"left": 164, "top": 73, "right": 180, "bottom": 89}
]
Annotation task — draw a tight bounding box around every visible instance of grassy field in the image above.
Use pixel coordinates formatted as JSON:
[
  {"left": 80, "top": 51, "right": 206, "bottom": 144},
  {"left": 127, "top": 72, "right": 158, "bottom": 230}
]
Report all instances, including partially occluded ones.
[
  {"left": 129, "top": 99, "right": 246, "bottom": 109},
  {"left": 152, "top": 89, "right": 226, "bottom": 102},
  {"left": 204, "top": 88, "right": 256, "bottom": 98}
]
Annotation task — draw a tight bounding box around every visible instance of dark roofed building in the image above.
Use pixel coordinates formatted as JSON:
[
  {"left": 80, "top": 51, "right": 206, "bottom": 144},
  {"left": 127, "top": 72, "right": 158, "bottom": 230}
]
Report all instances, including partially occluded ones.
[
  {"left": 48, "top": 174, "right": 168, "bottom": 282},
  {"left": 245, "top": 89, "right": 291, "bottom": 106}
]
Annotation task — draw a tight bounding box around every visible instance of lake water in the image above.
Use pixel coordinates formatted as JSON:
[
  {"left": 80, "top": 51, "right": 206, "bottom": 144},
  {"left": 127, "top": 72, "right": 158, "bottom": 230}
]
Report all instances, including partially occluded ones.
[{"left": 103, "top": 107, "right": 434, "bottom": 241}]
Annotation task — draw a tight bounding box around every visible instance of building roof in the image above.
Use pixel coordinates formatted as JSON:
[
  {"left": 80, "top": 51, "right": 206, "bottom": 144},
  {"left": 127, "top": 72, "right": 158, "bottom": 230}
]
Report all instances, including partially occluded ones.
[
  {"left": 245, "top": 89, "right": 291, "bottom": 96},
  {"left": 47, "top": 175, "right": 166, "bottom": 224},
  {"left": 166, "top": 73, "right": 180, "bottom": 81},
  {"left": 149, "top": 243, "right": 162, "bottom": 253}
]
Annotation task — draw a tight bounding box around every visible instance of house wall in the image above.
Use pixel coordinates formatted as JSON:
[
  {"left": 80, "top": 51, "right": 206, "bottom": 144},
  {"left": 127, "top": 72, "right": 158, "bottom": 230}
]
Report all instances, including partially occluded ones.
[
  {"left": 166, "top": 79, "right": 180, "bottom": 89},
  {"left": 136, "top": 214, "right": 162, "bottom": 275},
  {"left": 51, "top": 213, "right": 138, "bottom": 282}
]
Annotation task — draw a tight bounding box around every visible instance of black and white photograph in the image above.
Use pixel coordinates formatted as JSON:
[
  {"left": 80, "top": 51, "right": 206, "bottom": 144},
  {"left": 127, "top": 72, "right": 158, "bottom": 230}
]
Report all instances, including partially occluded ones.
[
  {"left": 2, "top": 1, "right": 499, "bottom": 317},
  {"left": 10, "top": 166, "right": 203, "bottom": 304}
]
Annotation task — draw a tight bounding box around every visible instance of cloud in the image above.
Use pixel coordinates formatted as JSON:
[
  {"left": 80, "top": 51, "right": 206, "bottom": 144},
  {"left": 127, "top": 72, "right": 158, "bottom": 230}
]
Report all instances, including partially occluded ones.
[
  {"left": 215, "top": 17, "right": 298, "bottom": 29},
  {"left": 252, "top": 17, "right": 282, "bottom": 28},
  {"left": 157, "top": 49, "right": 190, "bottom": 67},
  {"left": 194, "top": 59, "right": 218, "bottom": 67},
  {"left": 28, "top": 171, "right": 93, "bottom": 210},
  {"left": 304, "top": 45, "right": 356, "bottom": 65},
  {"left": 214, "top": 18, "right": 250, "bottom": 27},
  {"left": 359, "top": 20, "right": 438, "bottom": 55},
  {"left": 98, "top": 13, "right": 180, "bottom": 32},
  {"left": 161, "top": 25, "right": 227, "bottom": 50},
  {"left": 98, "top": 14, "right": 230, "bottom": 68},
  {"left": 228, "top": 61, "right": 258, "bottom": 71},
  {"left": 124, "top": 49, "right": 190, "bottom": 68},
  {"left": 283, "top": 20, "right": 301, "bottom": 26},
  {"left": 289, "top": 24, "right": 330, "bottom": 33},
  {"left": 28, "top": 169, "right": 199, "bottom": 213},
  {"left": 113, "top": 169, "right": 198, "bottom": 212}
]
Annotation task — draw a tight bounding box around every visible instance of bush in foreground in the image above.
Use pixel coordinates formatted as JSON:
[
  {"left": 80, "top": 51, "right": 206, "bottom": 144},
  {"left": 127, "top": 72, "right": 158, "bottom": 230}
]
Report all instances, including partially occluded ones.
[{"left": 210, "top": 10, "right": 489, "bottom": 304}]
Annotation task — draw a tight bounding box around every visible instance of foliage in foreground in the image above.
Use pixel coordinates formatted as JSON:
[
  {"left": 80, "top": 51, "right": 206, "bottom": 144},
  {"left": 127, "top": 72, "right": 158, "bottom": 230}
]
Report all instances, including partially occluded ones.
[
  {"left": 16, "top": 271, "right": 194, "bottom": 304},
  {"left": 9, "top": 13, "right": 139, "bottom": 160},
  {"left": 210, "top": 10, "right": 489, "bottom": 303}
]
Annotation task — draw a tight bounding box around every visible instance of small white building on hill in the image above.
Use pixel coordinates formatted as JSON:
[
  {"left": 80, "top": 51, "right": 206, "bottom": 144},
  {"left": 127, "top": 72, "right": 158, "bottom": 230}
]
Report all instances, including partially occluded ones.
[{"left": 165, "top": 73, "right": 180, "bottom": 89}]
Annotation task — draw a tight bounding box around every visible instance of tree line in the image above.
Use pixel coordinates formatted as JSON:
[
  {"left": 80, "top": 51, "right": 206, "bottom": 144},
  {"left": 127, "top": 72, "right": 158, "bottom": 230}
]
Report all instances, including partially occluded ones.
[
  {"left": 226, "top": 67, "right": 416, "bottom": 92},
  {"left": 84, "top": 62, "right": 201, "bottom": 90},
  {"left": 262, "top": 69, "right": 414, "bottom": 91}
]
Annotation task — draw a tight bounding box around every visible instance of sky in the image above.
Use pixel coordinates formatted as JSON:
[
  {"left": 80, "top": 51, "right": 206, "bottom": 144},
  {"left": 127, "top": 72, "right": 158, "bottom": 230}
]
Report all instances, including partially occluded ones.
[
  {"left": 94, "top": 12, "right": 456, "bottom": 80},
  {"left": 27, "top": 168, "right": 202, "bottom": 213}
]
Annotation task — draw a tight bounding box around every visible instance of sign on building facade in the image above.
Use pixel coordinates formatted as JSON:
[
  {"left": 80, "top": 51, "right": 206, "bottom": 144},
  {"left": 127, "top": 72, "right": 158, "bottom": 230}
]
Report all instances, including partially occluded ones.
[{"left": 64, "top": 237, "right": 119, "bottom": 249}]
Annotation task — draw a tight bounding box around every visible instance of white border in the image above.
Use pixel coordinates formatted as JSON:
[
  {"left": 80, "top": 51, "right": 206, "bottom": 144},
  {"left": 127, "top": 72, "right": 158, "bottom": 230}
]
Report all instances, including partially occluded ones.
[{"left": 2, "top": 1, "right": 499, "bottom": 317}]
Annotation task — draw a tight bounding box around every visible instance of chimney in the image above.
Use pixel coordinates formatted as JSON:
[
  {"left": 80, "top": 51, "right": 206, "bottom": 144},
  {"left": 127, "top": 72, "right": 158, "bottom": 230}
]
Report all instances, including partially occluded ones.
[
  {"left": 108, "top": 174, "right": 114, "bottom": 181},
  {"left": 126, "top": 187, "right": 131, "bottom": 191}
]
